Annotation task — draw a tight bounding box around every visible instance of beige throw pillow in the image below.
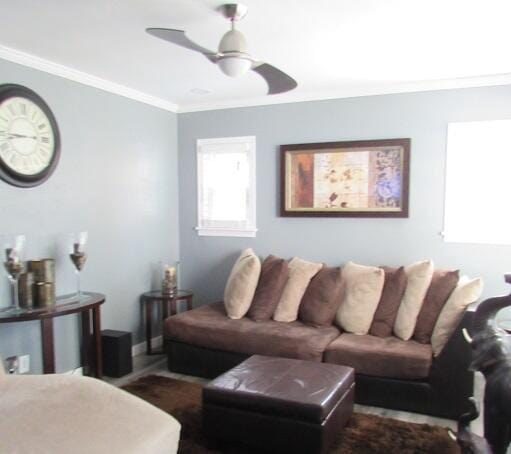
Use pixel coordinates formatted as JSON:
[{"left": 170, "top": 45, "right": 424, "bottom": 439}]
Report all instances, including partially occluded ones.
[
  {"left": 394, "top": 260, "right": 434, "bottom": 340},
  {"left": 224, "top": 248, "right": 261, "bottom": 319},
  {"left": 273, "top": 258, "right": 323, "bottom": 322},
  {"left": 431, "top": 276, "right": 483, "bottom": 356},
  {"left": 336, "top": 261, "right": 385, "bottom": 335}
]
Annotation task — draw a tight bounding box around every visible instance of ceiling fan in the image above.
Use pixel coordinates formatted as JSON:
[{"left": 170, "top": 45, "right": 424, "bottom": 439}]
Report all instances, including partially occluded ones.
[{"left": 146, "top": 3, "right": 298, "bottom": 95}]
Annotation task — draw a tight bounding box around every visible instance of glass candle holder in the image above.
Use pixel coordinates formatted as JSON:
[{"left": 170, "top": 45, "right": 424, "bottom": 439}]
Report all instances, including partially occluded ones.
[
  {"left": 162, "top": 262, "right": 178, "bottom": 296},
  {"left": 68, "top": 232, "right": 88, "bottom": 300},
  {"left": 2, "top": 235, "right": 26, "bottom": 314}
]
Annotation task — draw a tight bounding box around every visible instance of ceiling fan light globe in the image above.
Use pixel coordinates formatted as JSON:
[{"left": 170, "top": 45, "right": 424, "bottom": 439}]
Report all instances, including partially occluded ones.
[{"left": 218, "top": 56, "right": 252, "bottom": 77}]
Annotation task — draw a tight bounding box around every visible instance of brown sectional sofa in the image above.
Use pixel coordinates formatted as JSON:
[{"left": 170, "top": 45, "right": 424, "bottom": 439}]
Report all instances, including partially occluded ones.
[{"left": 164, "top": 300, "right": 476, "bottom": 419}]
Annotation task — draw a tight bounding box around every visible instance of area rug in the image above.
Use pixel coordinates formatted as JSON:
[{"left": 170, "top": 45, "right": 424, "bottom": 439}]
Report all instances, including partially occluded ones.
[{"left": 123, "top": 374, "right": 460, "bottom": 454}]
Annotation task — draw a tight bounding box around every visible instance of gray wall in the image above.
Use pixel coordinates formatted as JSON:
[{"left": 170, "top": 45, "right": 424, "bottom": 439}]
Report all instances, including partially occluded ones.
[
  {"left": 3, "top": 59, "right": 511, "bottom": 374},
  {"left": 178, "top": 85, "right": 511, "bottom": 309},
  {"left": 0, "top": 58, "right": 179, "bottom": 373}
]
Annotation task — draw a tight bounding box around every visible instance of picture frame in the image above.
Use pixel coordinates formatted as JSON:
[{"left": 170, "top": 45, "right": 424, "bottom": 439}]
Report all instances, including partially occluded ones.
[{"left": 280, "top": 138, "right": 410, "bottom": 218}]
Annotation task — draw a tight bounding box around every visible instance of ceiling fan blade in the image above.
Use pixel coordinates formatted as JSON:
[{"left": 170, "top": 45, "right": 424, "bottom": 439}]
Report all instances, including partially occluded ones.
[
  {"left": 252, "top": 63, "right": 297, "bottom": 95},
  {"left": 146, "top": 28, "right": 218, "bottom": 62}
]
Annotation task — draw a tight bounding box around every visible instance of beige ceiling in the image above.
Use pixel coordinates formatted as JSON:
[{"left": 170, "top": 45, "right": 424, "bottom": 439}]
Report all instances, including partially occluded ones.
[{"left": 1, "top": 0, "right": 510, "bottom": 111}]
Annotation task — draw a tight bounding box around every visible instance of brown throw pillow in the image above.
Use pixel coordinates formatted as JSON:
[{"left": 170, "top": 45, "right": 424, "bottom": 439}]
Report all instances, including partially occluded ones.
[
  {"left": 299, "top": 266, "right": 344, "bottom": 327},
  {"left": 247, "top": 255, "right": 289, "bottom": 321},
  {"left": 369, "top": 266, "right": 408, "bottom": 338},
  {"left": 413, "top": 269, "right": 459, "bottom": 344}
]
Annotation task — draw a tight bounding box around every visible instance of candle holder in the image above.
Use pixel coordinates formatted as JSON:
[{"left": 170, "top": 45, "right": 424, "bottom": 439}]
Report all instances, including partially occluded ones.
[
  {"left": 69, "top": 232, "right": 88, "bottom": 300},
  {"left": 1, "top": 235, "right": 26, "bottom": 314},
  {"left": 162, "top": 262, "right": 178, "bottom": 297}
]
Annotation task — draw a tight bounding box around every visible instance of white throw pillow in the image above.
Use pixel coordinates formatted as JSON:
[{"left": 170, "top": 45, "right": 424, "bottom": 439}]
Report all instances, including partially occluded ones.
[
  {"left": 431, "top": 276, "right": 483, "bottom": 356},
  {"left": 224, "top": 248, "right": 261, "bottom": 319},
  {"left": 336, "top": 261, "right": 385, "bottom": 335},
  {"left": 273, "top": 257, "right": 323, "bottom": 322},
  {"left": 394, "top": 260, "right": 434, "bottom": 340}
]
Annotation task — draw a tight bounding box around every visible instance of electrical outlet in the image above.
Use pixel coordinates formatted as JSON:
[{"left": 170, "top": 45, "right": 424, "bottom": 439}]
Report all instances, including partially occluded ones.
[
  {"left": 5, "top": 356, "right": 18, "bottom": 374},
  {"left": 18, "top": 355, "right": 30, "bottom": 374}
]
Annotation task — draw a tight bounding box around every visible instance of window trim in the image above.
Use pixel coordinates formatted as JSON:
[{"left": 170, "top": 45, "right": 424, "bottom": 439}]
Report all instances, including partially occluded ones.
[{"left": 196, "top": 136, "right": 257, "bottom": 238}]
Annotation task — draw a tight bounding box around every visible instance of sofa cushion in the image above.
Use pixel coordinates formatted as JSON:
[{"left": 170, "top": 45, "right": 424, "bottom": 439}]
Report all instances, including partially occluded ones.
[
  {"left": 273, "top": 258, "right": 323, "bottom": 323},
  {"left": 165, "top": 302, "right": 341, "bottom": 362},
  {"left": 413, "top": 269, "right": 459, "bottom": 344},
  {"left": 335, "top": 262, "right": 385, "bottom": 335},
  {"left": 394, "top": 260, "right": 434, "bottom": 340},
  {"left": 431, "top": 276, "right": 483, "bottom": 356},
  {"left": 224, "top": 248, "right": 261, "bottom": 319},
  {"left": 324, "top": 333, "right": 432, "bottom": 379},
  {"left": 248, "top": 255, "right": 289, "bottom": 321},
  {"left": 369, "top": 266, "right": 407, "bottom": 338},
  {"left": 298, "top": 266, "right": 344, "bottom": 327}
]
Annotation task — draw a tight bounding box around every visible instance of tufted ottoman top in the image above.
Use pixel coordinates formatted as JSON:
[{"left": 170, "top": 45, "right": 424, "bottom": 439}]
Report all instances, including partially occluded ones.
[{"left": 203, "top": 355, "right": 354, "bottom": 423}]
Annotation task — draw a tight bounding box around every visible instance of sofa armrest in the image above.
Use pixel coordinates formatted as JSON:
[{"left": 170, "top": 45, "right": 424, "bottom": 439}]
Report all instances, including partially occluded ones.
[{"left": 429, "top": 302, "right": 476, "bottom": 412}]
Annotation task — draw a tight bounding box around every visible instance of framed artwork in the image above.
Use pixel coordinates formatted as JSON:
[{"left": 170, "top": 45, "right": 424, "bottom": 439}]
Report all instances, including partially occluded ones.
[{"left": 280, "top": 138, "right": 410, "bottom": 217}]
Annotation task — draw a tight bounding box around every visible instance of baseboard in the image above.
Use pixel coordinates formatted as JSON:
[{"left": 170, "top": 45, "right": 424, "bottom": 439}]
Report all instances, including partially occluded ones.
[
  {"left": 132, "top": 336, "right": 163, "bottom": 357},
  {"left": 62, "top": 366, "right": 83, "bottom": 376},
  {"left": 59, "top": 338, "right": 162, "bottom": 375}
]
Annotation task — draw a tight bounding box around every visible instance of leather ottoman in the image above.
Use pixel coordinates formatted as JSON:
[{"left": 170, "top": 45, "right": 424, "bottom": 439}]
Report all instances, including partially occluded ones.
[{"left": 202, "top": 355, "right": 354, "bottom": 454}]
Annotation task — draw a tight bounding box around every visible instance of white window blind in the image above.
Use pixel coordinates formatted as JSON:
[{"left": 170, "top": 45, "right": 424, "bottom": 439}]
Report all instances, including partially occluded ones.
[
  {"left": 444, "top": 119, "right": 511, "bottom": 245},
  {"left": 196, "top": 136, "right": 256, "bottom": 237}
]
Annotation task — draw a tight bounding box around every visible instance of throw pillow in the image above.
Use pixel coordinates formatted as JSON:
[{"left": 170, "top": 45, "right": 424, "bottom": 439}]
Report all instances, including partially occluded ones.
[
  {"left": 336, "top": 261, "right": 385, "bottom": 335},
  {"left": 393, "top": 260, "right": 434, "bottom": 340},
  {"left": 273, "top": 257, "right": 323, "bottom": 322},
  {"left": 369, "top": 266, "right": 408, "bottom": 337},
  {"left": 224, "top": 248, "right": 261, "bottom": 319},
  {"left": 431, "top": 276, "right": 484, "bottom": 356},
  {"left": 298, "top": 266, "right": 344, "bottom": 327},
  {"left": 247, "top": 255, "right": 289, "bottom": 321},
  {"left": 413, "top": 269, "right": 460, "bottom": 344}
]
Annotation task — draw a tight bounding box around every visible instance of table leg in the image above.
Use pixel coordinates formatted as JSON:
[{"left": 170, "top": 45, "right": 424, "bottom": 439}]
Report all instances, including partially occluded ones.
[
  {"left": 40, "top": 318, "right": 55, "bottom": 374},
  {"left": 81, "top": 311, "right": 92, "bottom": 376},
  {"left": 92, "top": 306, "right": 103, "bottom": 378},
  {"left": 186, "top": 296, "right": 193, "bottom": 311},
  {"left": 170, "top": 297, "right": 177, "bottom": 316},
  {"left": 146, "top": 299, "right": 153, "bottom": 355},
  {"left": 163, "top": 298, "right": 170, "bottom": 319}
]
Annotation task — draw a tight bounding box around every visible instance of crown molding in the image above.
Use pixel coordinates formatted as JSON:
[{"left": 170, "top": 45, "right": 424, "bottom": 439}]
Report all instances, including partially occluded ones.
[
  {"left": 1, "top": 43, "right": 510, "bottom": 115},
  {"left": 0, "top": 44, "right": 178, "bottom": 113},
  {"left": 178, "top": 72, "right": 511, "bottom": 113}
]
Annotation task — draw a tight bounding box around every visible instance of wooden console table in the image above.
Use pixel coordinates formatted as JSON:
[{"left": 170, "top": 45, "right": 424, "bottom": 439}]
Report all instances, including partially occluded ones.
[{"left": 0, "top": 292, "right": 105, "bottom": 377}]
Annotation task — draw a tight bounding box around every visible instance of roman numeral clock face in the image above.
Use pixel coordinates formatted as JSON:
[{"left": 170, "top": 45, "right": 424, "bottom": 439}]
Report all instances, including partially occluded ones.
[{"left": 0, "top": 85, "right": 60, "bottom": 187}]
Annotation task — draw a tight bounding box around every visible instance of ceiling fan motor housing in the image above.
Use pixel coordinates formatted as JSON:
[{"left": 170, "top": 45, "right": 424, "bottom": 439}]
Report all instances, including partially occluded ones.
[{"left": 219, "top": 29, "right": 248, "bottom": 54}]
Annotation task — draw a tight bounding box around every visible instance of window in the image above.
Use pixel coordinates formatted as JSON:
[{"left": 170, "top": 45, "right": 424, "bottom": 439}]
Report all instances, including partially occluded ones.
[
  {"left": 196, "top": 136, "right": 256, "bottom": 237},
  {"left": 443, "top": 119, "right": 511, "bottom": 244}
]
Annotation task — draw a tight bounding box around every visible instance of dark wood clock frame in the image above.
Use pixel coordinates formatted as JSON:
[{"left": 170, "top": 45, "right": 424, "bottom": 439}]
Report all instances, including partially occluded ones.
[{"left": 0, "top": 84, "right": 61, "bottom": 188}]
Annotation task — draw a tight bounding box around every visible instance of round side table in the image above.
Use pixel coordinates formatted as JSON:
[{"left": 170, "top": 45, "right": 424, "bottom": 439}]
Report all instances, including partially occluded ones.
[{"left": 140, "top": 289, "right": 193, "bottom": 355}]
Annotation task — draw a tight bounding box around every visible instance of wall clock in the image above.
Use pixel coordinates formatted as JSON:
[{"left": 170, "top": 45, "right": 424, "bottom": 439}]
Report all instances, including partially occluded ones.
[{"left": 0, "top": 84, "right": 60, "bottom": 187}]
